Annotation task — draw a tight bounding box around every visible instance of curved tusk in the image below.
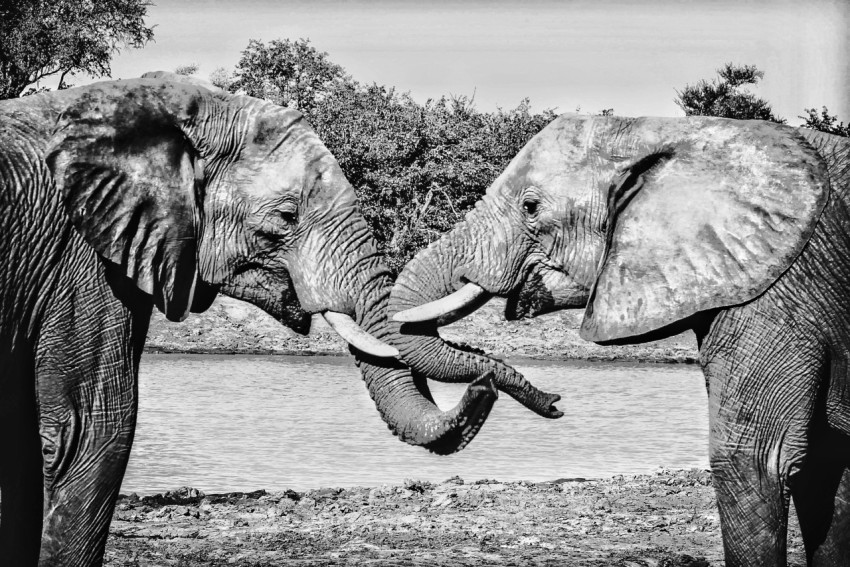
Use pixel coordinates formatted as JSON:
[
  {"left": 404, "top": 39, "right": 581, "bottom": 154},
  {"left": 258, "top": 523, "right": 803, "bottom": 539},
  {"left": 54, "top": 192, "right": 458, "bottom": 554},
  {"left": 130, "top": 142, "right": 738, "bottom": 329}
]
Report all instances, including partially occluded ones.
[
  {"left": 322, "top": 311, "right": 399, "bottom": 358},
  {"left": 393, "top": 282, "right": 491, "bottom": 326}
]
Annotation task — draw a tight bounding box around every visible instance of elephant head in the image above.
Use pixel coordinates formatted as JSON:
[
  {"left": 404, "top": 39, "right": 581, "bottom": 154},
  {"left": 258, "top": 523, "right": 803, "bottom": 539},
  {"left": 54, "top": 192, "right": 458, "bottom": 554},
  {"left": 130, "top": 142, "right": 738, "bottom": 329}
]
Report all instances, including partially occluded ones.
[
  {"left": 390, "top": 114, "right": 828, "bottom": 384},
  {"left": 43, "top": 75, "right": 496, "bottom": 454}
]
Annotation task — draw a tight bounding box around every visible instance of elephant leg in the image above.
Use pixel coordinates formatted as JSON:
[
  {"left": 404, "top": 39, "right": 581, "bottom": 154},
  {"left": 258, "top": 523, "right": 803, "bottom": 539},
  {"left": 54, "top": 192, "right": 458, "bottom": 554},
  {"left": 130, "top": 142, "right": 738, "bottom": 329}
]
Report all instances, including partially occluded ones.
[
  {"left": 0, "top": 348, "right": 44, "bottom": 565},
  {"left": 35, "top": 281, "right": 150, "bottom": 566},
  {"left": 792, "top": 428, "right": 850, "bottom": 565},
  {"left": 700, "top": 311, "right": 825, "bottom": 567}
]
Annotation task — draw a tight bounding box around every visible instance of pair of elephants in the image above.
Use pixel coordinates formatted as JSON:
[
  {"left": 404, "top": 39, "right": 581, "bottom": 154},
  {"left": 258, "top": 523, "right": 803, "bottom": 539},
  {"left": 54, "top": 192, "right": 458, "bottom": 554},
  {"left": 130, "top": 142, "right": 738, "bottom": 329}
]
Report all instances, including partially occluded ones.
[{"left": 0, "top": 74, "right": 847, "bottom": 566}]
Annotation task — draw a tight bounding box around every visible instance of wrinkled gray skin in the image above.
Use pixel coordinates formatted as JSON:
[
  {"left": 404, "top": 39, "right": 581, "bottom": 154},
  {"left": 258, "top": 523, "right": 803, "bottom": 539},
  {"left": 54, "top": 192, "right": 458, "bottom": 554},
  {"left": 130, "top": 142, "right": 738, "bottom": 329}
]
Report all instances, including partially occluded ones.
[
  {"left": 392, "top": 114, "right": 850, "bottom": 567},
  {"left": 0, "top": 76, "right": 496, "bottom": 567}
]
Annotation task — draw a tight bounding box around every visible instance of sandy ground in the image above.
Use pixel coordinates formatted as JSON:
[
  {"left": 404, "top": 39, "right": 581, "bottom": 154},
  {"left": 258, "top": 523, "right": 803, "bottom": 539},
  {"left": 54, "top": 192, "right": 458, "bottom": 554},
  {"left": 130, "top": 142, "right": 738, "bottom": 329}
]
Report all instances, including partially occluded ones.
[
  {"left": 104, "top": 469, "right": 806, "bottom": 567},
  {"left": 146, "top": 296, "right": 699, "bottom": 363}
]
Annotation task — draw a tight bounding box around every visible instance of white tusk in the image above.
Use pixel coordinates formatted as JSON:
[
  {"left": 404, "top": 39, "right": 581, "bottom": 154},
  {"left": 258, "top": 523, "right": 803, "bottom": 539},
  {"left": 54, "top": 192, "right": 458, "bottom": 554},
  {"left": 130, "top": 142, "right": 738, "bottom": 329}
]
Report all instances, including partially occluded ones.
[
  {"left": 393, "top": 282, "right": 490, "bottom": 326},
  {"left": 322, "top": 311, "right": 399, "bottom": 358}
]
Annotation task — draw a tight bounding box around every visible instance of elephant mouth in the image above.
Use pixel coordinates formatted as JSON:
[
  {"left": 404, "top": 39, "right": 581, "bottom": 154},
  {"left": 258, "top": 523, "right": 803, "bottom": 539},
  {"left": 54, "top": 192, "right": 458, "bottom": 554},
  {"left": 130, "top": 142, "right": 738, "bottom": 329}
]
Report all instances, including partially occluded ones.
[
  {"left": 504, "top": 287, "right": 533, "bottom": 321},
  {"left": 506, "top": 265, "right": 590, "bottom": 320},
  {"left": 278, "top": 296, "right": 312, "bottom": 335},
  {"left": 504, "top": 267, "right": 558, "bottom": 321}
]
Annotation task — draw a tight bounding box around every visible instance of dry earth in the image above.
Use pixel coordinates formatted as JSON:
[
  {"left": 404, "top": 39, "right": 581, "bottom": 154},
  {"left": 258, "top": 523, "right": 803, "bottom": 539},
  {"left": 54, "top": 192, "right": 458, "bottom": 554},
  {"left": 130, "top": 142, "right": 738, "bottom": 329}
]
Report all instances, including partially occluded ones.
[
  {"left": 146, "top": 296, "right": 698, "bottom": 363},
  {"left": 105, "top": 469, "right": 806, "bottom": 567}
]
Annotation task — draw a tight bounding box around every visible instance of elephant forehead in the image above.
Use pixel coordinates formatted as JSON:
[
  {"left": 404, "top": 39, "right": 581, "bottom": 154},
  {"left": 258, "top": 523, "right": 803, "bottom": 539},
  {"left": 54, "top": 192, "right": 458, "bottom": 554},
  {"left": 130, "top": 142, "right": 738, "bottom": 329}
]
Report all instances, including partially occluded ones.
[
  {"left": 491, "top": 154, "right": 595, "bottom": 210},
  {"left": 237, "top": 142, "right": 337, "bottom": 200},
  {"left": 242, "top": 155, "right": 307, "bottom": 195},
  {"left": 490, "top": 148, "right": 572, "bottom": 197},
  {"left": 487, "top": 114, "right": 599, "bottom": 200}
]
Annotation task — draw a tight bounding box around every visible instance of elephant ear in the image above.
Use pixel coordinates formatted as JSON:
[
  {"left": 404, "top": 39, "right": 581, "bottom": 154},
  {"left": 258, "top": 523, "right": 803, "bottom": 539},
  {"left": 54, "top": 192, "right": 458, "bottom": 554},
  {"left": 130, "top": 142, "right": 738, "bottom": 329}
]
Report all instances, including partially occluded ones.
[
  {"left": 46, "top": 82, "right": 203, "bottom": 322},
  {"left": 580, "top": 118, "right": 830, "bottom": 343}
]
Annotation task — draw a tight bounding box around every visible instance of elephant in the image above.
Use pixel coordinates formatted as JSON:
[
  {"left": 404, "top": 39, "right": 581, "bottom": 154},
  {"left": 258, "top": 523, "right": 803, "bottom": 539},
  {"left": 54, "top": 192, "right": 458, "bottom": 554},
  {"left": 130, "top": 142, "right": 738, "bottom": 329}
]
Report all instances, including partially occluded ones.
[
  {"left": 390, "top": 114, "right": 850, "bottom": 566},
  {"left": 0, "top": 74, "right": 500, "bottom": 566}
]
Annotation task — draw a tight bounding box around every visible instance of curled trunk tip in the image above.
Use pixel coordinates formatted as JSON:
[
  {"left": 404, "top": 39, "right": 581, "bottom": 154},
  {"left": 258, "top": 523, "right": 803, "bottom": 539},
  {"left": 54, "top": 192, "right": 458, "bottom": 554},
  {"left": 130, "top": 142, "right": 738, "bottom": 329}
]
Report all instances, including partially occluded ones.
[
  {"left": 357, "top": 356, "right": 499, "bottom": 455},
  {"left": 422, "top": 371, "right": 499, "bottom": 455}
]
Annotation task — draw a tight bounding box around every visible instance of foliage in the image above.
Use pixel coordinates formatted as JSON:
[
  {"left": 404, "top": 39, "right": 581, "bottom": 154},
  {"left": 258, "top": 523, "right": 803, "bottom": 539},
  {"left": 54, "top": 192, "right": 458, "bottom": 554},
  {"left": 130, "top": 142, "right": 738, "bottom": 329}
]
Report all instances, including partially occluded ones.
[
  {"left": 174, "top": 63, "right": 199, "bottom": 76},
  {"left": 674, "top": 63, "right": 785, "bottom": 123},
  {"left": 312, "top": 88, "right": 556, "bottom": 272},
  {"left": 209, "top": 67, "right": 234, "bottom": 91},
  {"left": 230, "top": 38, "right": 349, "bottom": 115},
  {"left": 800, "top": 106, "right": 850, "bottom": 137},
  {"left": 230, "top": 37, "right": 556, "bottom": 273},
  {"left": 0, "top": 0, "right": 153, "bottom": 99}
]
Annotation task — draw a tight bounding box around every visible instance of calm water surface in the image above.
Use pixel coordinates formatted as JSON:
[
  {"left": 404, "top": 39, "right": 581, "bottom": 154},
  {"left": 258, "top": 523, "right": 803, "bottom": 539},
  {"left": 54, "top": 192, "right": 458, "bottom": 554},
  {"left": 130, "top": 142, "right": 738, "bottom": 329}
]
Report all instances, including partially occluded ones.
[{"left": 122, "top": 355, "right": 709, "bottom": 493}]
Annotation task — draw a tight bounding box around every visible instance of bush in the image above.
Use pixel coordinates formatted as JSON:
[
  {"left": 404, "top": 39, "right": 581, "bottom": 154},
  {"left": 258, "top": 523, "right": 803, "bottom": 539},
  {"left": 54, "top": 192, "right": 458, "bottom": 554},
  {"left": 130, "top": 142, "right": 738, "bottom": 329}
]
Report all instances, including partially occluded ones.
[
  {"left": 674, "top": 63, "right": 785, "bottom": 123},
  {"left": 232, "top": 37, "right": 556, "bottom": 273},
  {"left": 310, "top": 86, "right": 555, "bottom": 272},
  {"left": 800, "top": 107, "right": 849, "bottom": 137}
]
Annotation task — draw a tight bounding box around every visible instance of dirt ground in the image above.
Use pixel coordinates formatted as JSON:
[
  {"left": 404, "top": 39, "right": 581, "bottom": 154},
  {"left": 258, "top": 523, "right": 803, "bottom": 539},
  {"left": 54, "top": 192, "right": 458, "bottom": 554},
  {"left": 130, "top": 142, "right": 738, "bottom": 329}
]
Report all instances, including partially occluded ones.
[{"left": 104, "top": 469, "right": 806, "bottom": 567}]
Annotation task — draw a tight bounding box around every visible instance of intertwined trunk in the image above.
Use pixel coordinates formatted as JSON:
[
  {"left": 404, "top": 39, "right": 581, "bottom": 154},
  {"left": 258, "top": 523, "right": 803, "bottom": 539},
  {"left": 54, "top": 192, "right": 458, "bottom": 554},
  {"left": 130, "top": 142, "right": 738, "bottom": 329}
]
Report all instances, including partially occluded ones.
[
  {"left": 388, "top": 200, "right": 563, "bottom": 419},
  {"left": 348, "top": 259, "right": 498, "bottom": 454}
]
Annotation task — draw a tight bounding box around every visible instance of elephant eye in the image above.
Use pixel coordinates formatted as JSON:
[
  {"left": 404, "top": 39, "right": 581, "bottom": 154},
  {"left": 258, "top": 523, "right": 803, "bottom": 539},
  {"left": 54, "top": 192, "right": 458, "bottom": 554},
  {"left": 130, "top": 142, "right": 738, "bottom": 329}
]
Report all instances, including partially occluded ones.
[
  {"left": 522, "top": 199, "right": 539, "bottom": 217},
  {"left": 279, "top": 201, "right": 299, "bottom": 224}
]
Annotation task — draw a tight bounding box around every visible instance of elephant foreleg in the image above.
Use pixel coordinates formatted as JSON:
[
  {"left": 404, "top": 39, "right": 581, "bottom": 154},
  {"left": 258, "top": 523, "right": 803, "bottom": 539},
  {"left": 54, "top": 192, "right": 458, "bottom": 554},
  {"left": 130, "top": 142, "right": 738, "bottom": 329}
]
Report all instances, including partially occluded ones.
[
  {"left": 792, "top": 428, "right": 850, "bottom": 566},
  {"left": 34, "top": 280, "right": 150, "bottom": 566},
  {"left": 0, "top": 348, "right": 44, "bottom": 565},
  {"left": 700, "top": 309, "right": 826, "bottom": 567}
]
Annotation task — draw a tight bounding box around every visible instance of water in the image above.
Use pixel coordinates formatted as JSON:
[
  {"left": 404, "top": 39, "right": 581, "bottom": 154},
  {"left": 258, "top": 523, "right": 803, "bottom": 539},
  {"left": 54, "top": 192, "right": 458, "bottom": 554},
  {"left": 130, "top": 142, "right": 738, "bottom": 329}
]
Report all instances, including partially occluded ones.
[{"left": 122, "top": 355, "right": 709, "bottom": 494}]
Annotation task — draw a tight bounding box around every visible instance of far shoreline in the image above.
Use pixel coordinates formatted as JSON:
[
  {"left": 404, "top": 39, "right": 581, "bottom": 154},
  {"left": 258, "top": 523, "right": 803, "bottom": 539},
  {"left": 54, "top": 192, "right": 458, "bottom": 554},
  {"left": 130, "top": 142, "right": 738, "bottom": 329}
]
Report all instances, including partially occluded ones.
[
  {"left": 142, "top": 346, "right": 700, "bottom": 365},
  {"left": 145, "top": 296, "right": 701, "bottom": 365}
]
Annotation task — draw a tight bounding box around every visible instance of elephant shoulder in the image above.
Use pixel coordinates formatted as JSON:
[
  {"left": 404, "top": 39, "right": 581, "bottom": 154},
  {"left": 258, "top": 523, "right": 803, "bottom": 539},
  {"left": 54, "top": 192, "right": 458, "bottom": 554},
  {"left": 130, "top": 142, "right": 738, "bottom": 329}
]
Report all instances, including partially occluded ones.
[
  {"left": 797, "top": 129, "right": 850, "bottom": 196},
  {"left": 0, "top": 116, "right": 50, "bottom": 192}
]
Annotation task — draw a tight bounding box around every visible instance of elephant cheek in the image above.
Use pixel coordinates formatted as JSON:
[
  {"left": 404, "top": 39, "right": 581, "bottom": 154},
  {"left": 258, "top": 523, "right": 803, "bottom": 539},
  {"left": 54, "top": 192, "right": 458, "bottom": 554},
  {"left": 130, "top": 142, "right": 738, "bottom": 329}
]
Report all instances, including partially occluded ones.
[{"left": 505, "top": 266, "right": 589, "bottom": 320}]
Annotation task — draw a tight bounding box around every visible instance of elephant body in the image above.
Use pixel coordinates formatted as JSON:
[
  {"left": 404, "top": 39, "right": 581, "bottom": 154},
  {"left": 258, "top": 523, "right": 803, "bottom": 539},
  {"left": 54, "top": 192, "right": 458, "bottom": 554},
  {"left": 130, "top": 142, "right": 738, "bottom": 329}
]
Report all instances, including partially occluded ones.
[
  {"left": 0, "top": 78, "right": 497, "bottom": 566},
  {"left": 1, "top": 95, "right": 148, "bottom": 565},
  {"left": 392, "top": 115, "right": 850, "bottom": 566},
  {"left": 694, "top": 128, "right": 850, "bottom": 565}
]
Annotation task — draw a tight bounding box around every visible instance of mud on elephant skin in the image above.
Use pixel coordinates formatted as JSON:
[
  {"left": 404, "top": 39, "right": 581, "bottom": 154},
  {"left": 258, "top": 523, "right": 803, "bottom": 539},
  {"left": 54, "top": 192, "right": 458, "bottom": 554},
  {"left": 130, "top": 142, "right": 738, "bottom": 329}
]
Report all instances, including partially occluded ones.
[
  {"left": 0, "top": 73, "right": 496, "bottom": 566},
  {"left": 393, "top": 114, "right": 850, "bottom": 567}
]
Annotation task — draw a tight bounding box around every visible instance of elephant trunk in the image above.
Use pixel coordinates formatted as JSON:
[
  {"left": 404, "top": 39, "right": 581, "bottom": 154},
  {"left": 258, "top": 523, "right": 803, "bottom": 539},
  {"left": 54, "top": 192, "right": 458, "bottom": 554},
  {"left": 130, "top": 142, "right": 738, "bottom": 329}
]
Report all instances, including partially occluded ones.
[
  {"left": 348, "top": 259, "right": 499, "bottom": 454},
  {"left": 387, "top": 202, "right": 564, "bottom": 419}
]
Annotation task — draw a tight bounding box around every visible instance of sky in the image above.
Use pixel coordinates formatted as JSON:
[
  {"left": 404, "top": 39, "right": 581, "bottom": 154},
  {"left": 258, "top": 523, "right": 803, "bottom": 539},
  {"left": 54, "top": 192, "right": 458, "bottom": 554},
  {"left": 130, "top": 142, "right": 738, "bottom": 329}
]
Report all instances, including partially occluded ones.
[{"left": 100, "top": 0, "right": 848, "bottom": 123}]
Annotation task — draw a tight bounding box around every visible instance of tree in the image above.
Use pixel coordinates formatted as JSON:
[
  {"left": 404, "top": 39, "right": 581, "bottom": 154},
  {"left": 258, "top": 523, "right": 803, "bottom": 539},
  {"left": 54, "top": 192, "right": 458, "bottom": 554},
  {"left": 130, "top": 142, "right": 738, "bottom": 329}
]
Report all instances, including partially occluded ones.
[
  {"left": 230, "top": 38, "right": 349, "bottom": 114},
  {"left": 174, "top": 63, "right": 199, "bottom": 76},
  {"left": 0, "top": 0, "right": 154, "bottom": 99},
  {"left": 209, "top": 67, "right": 234, "bottom": 91},
  {"left": 230, "top": 36, "right": 556, "bottom": 272},
  {"left": 674, "top": 63, "right": 785, "bottom": 123},
  {"left": 800, "top": 106, "right": 849, "bottom": 137},
  {"left": 309, "top": 85, "right": 556, "bottom": 272}
]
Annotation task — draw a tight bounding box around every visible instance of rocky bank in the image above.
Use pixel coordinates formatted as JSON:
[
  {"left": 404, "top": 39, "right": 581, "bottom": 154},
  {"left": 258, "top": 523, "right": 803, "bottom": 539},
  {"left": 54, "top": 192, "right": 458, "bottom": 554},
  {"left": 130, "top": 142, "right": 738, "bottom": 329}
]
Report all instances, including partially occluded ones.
[
  {"left": 105, "top": 469, "right": 805, "bottom": 567},
  {"left": 146, "top": 297, "right": 699, "bottom": 363}
]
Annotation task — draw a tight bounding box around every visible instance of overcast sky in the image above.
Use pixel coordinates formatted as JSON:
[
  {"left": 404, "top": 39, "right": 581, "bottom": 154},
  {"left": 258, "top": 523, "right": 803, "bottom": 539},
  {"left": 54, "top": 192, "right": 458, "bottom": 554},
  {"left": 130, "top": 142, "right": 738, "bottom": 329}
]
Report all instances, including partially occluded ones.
[{"left": 105, "top": 0, "right": 848, "bottom": 123}]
